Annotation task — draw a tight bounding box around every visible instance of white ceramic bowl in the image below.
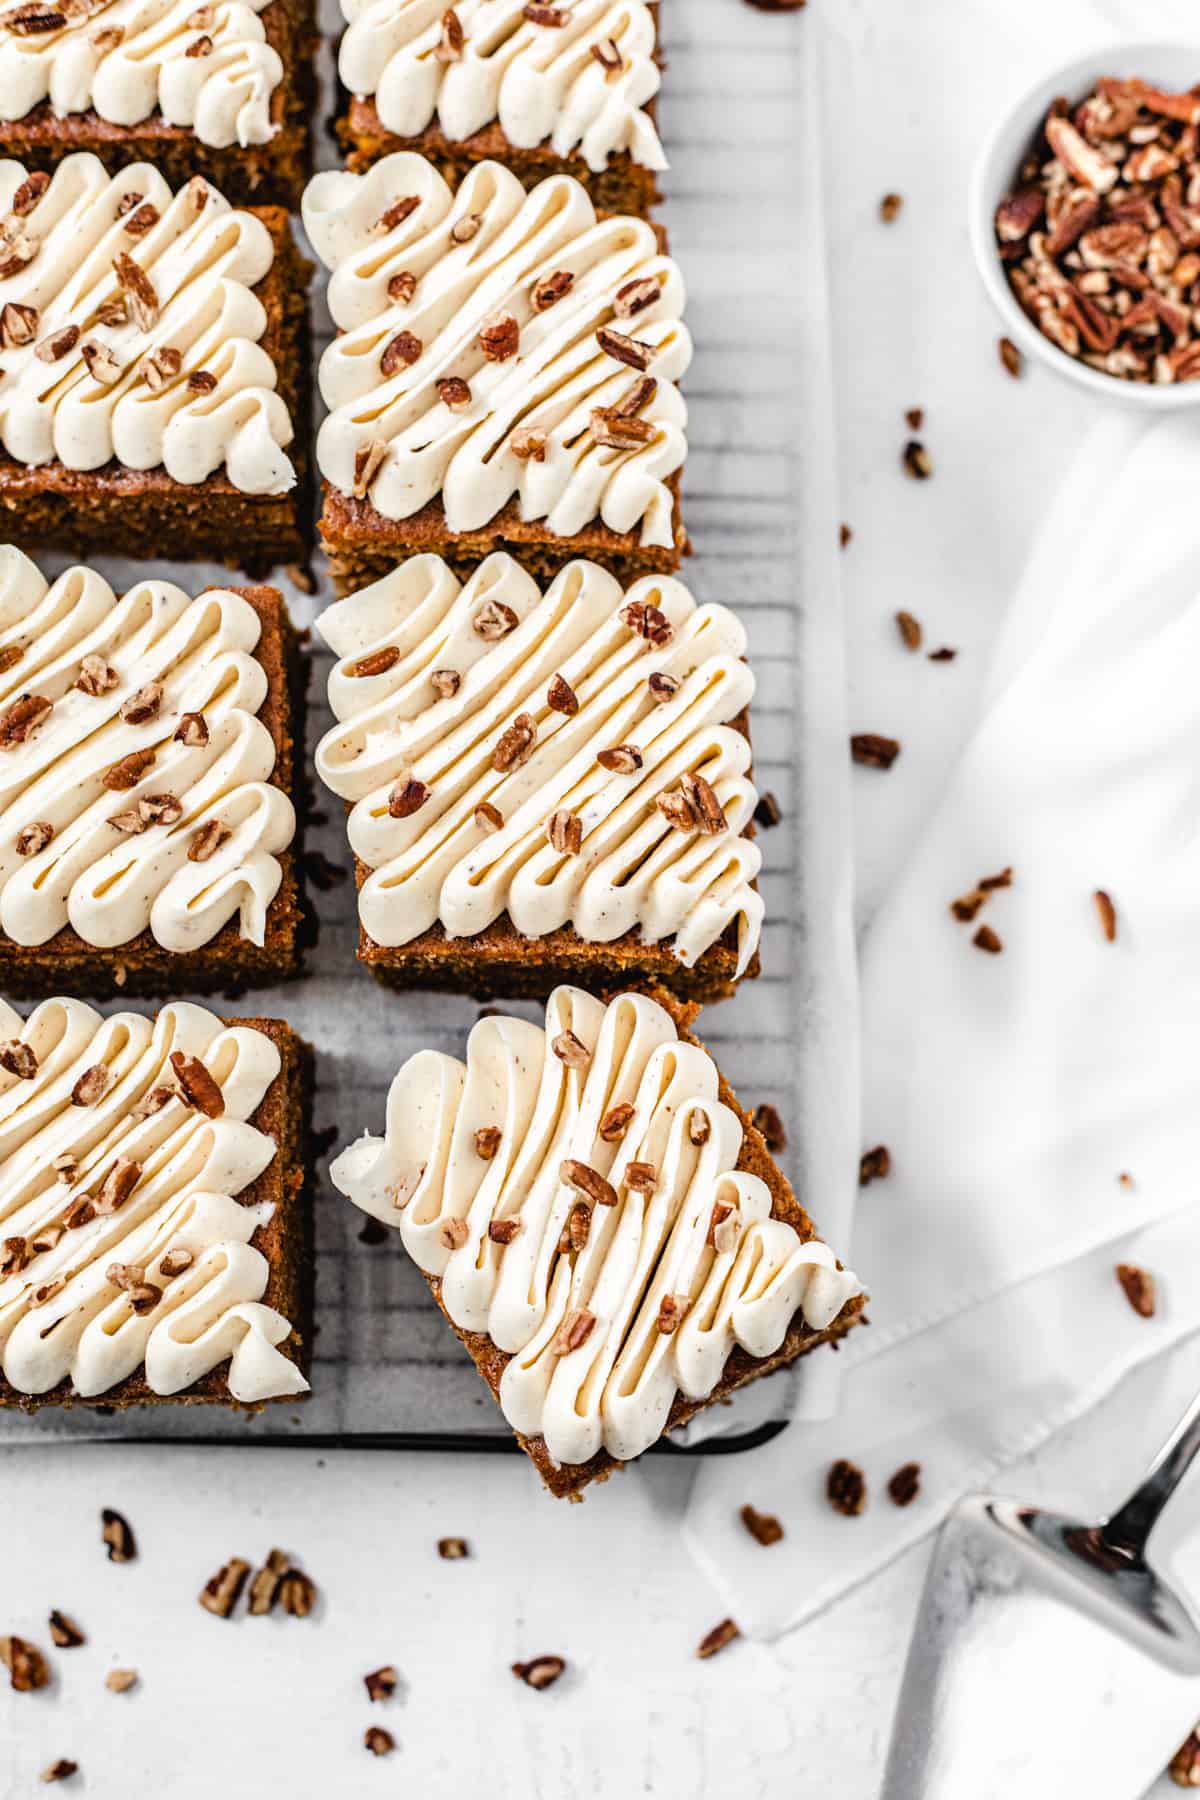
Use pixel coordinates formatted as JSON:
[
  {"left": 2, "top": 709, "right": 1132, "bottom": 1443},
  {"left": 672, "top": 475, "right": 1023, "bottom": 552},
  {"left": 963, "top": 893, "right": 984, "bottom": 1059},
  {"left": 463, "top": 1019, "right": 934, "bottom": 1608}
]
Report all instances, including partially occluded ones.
[{"left": 969, "top": 41, "right": 1200, "bottom": 408}]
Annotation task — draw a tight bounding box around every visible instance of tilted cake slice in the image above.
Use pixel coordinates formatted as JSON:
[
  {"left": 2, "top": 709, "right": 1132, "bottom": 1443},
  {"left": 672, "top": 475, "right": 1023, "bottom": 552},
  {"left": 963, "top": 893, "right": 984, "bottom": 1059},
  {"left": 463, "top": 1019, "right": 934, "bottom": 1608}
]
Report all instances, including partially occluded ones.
[
  {"left": 336, "top": 0, "right": 665, "bottom": 217},
  {"left": 0, "top": 153, "right": 308, "bottom": 566},
  {"left": 0, "top": 547, "right": 302, "bottom": 994},
  {"left": 331, "top": 985, "right": 863, "bottom": 1497},
  {"left": 0, "top": 996, "right": 311, "bottom": 1408},
  {"left": 302, "top": 153, "right": 689, "bottom": 589},
  {"left": 316, "top": 551, "right": 762, "bottom": 1000}
]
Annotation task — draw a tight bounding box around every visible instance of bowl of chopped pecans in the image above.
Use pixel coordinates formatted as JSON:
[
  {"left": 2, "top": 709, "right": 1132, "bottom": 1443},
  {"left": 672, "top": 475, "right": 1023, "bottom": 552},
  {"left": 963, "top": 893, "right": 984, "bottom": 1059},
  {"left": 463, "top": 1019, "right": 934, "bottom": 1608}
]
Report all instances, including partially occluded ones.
[{"left": 970, "top": 44, "right": 1200, "bottom": 404}]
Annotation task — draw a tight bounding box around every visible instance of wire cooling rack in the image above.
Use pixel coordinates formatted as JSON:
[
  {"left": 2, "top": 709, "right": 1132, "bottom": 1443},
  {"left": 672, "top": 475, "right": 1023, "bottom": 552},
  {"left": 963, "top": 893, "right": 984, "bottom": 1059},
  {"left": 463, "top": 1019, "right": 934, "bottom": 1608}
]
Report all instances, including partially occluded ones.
[{"left": 1, "top": 0, "right": 859, "bottom": 1455}]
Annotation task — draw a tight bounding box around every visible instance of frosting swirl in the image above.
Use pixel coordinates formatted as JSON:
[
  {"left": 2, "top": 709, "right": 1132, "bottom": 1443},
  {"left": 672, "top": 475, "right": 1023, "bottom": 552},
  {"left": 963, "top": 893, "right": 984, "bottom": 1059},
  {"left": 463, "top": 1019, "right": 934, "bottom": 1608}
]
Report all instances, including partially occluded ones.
[
  {"left": 339, "top": 0, "right": 665, "bottom": 176},
  {"left": 302, "top": 155, "right": 688, "bottom": 545},
  {"left": 316, "top": 552, "right": 763, "bottom": 974},
  {"left": 0, "top": 0, "right": 283, "bottom": 149},
  {"left": 331, "top": 988, "right": 859, "bottom": 1466},
  {"left": 0, "top": 547, "right": 295, "bottom": 952},
  {"left": 0, "top": 154, "right": 295, "bottom": 493},
  {"left": 0, "top": 995, "right": 307, "bottom": 1402}
]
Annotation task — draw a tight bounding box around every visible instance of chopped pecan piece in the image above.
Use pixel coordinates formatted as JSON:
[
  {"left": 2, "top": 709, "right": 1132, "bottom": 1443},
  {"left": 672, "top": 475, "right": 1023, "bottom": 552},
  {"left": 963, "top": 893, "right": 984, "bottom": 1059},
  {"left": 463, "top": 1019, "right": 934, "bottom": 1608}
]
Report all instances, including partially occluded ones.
[
  {"left": 0, "top": 644, "right": 21, "bottom": 674},
  {"left": 827, "top": 1458, "right": 866, "bottom": 1516},
  {"left": 648, "top": 671, "right": 679, "bottom": 703},
  {"left": 553, "top": 1308, "right": 595, "bottom": 1355},
  {"left": 71, "top": 1064, "right": 109, "bottom": 1107},
  {"left": 430, "top": 668, "right": 460, "bottom": 698},
  {"left": 119, "top": 681, "right": 162, "bottom": 724},
  {"left": 352, "top": 439, "right": 388, "bottom": 499},
  {"left": 1094, "top": 888, "right": 1117, "bottom": 942},
  {"left": 170, "top": 1050, "right": 224, "bottom": 1117},
  {"left": 158, "top": 1247, "right": 193, "bottom": 1279},
  {"left": 546, "top": 672, "right": 578, "bottom": 714},
  {"left": 75, "top": 654, "right": 116, "bottom": 697},
  {"left": 998, "top": 335, "right": 1023, "bottom": 377},
  {"left": 247, "top": 1548, "right": 288, "bottom": 1616},
  {"left": 560, "top": 1159, "right": 615, "bottom": 1208},
  {"left": 112, "top": 251, "right": 157, "bottom": 330},
  {"left": 105, "top": 1667, "right": 138, "bottom": 1693},
  {"left": 487, "top": 1217, "right": 520, "bottom": 1244},
  {"left": 532, "top": 269, "right": 573, "bottom": 311},
  {"left": 139, "top": 347, "right": 181, "bottom": 392},
  {"left": 596, "top": 324, "right": 652, "bottom": 370},
  {"left": 364, "top": 1727, "right": 396, "bottom": 1756},
  {"left": 620, "top": 599, "right": 672, "bottom": 645},
  {"left": 187, "top": 369, "right": 217, "bottom": 394},
  {"left": 474, "top": 1126, "right": 501, "bottom": 1160},
  {"left": 437, "top": 376, "right": 471, "bottom": 408},
  {"left": 100, "top": 1509, "right": 136, "bottom": 1562},
  {"left": 680, "top": 771, "right": 727, "bottom": 834},
  {"left": 656, "top": 788, "right": 696, "bottom": 832},
  {"left": 972, "top": 924, "right": 1003, "bottom": 954},
  {"left": 188, "top": 819, "right": 229, "bottom": 863},
  {"left": 48, "top": 1611, "right": 84, "bottom": 1649},
  {"left": 81, "top": 339, "right": 121, "bottom": 385},
  {"left": 546, "top": 809, "right": 582, "bottom": 854},
  {"left": 439, "top": 1217, "right": 469, "bottom": 1250},
  {"left": 563, "top": 1202, "right": 590, "bottom": 1251},
  {"left": 754, "top": 790, "right": 783, "bottom": 829},
  {"left": 597, "top": 743, "right": 642, "bottom": 773},
  {"left": 887, "top": 1462, "right": 921, "bottom": 1507},
  {"left": 364, "top": 1664, "right": 398, "bottom": 1701},
  {"left": 279, "top": 1573, "right": 321, "bottom": 1632},
  {"left": 15, "top": 820, "right": 52, "bottom": 857},
  {"left": 41, "top": 1760, "right": 78, "bottom": 1784},
  {"left": 174, "top": 710, "right": 209, "bottom": 746},
  {"left": 551, "top": 1030, "right": 590, "bottom": 1070},
  {"left": 473, "top": 800, "right": 504, "bottom": 833},
  {"left": 740, "top": 1505, "right": 784, "bottom": 1547},
  {"left": 0, "top": 300, "right": 37, "bottom": 343},
  {"left": 750, "top": 1103, "right": 786, "bottom": 1151},
  {"left": 0, "top": 1038, "right": 37, "bottom": 1078},
  {"left": 522, "top": 2, "right": 565, "bottom": 19},
  {"left": 199, "top": 1558, "right": 250, "bottom": 1619},
  {"left": 478, "top": 312, "right": 519, "bottom": 361},
  {"left": 598, "top": 1103, "right": 634, "bottom": 1141},
  {"left": 388, "top": 776, "right": 430, "bottom": 819},
  {"left": 1116, "top": 1262, "right": 1155, "bottom": 1317},
  {"left": 95, "top": 1159, "right": 140, "bottom": 1215},
  {"left": 624, "top": 1161, "right": 656, "bottom": 1193},
  {"left": 613, "top": 275, "right": 658, "bottom": 318},
  {"left": 512, "top": 1654, "right": 566, "bottom": 1688},
  {"left": 859, "top": 1144, "right": 890, "bottom": 1186},
  {"left": 510, "top": 425, "right": 547, "bottom": 461},
  {"left": 186, "top": 30, "right": 213, "bottom": 53},
  {"left": 850, "top": 733, "right": 900, "bottom": 770},
  {"left": 122, "top": 200, "right": 159, "bottom": 237},
  {"left": 378, "top": 195, "right": 419, "bottom": 232},
  {"left": 438, "top": 1536, "right": 469, "bottom": 1559},
  {"left": 590, "top": 406, "right": 654, "bottom": 448},
  {"left": 0, "top": 691, "right": 51, "bottom": 746},
  {"left": 491, "top": 712, "right": 536, "bottom": 771},
  {"left": 902, "top": 439, "right": 933, "bottom": 479},
  {"left": 434, "top": 5, "right": 462, "bottom": 60},
  {"left": 0, "top": 1235, "right": 28, "bottom": 1276},
  {"left": 36, "top": 323, "right": 79, "bottom": 363},
  {"left": 451, "top": 211, "right": 482, "bottom": 244},
  {"left": 103, "top": 748, "right": 155, "bottom": 791},
  {"left": 696, "top": 1619, "right": 741, "bottom": 1659},
  {"left": 592, "top": 37, "right": 622, "bottom": 74},
  {"left": 387, "top": 269, "right": 417, "bottom": 304},
  {"left": 473, "top": 598, "right": 519, "bottom": 640},
  {"left": 896, "top": 610, "right": 922, "bottom": 651},
  {"left": 1, "top": 1634, "right": 49, "bottom": 1691},
  {"left": 380, "top": 329, "right": 421, "bottom": 374},
  {"left": 11, "top": 171, "right": 48, "bottom": 215},
  {"left": 656, "top": 1293, "right": 685, "bottom": 1334}
]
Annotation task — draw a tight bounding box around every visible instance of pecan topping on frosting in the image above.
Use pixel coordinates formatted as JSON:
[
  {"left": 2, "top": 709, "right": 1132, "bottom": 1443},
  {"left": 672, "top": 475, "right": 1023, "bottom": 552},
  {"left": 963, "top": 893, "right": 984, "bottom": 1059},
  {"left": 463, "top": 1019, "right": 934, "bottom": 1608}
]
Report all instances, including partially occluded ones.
[
  {"left": 546, "top": 809, "right": 582, "bottom": 854},
  {"left": 388, "top": 776, "right": 429, "bottom": 818},
  {"left": 0, "top": 300, "right": 37, "bottom": 346},
  {"left": 551, "top": 1030, "right": 589, "bottom": 1069},
  {"left": 381, "top": 329, "right": 422, "bottom": 374},
  {"left": 597, "top": 326, "right": 653, "bottom": 371},
  {"left": 560, "top": 1159, "right": 616, "bottom": 1209},
  {"left": 15, "top": 820, "right": 53, "bottom": 856},
  {"left": 170, "top": 1051, "right": 224, "bottom": 1116},
  {"left": 434, "top": 5, "right": 463, "bottom": 60},
  {"left": 532, "top": 269, "right": 573, "bottom": 311},
  {"left": 491, "top": 712, "right": 536, "bottom": 771},
  {"left": 112, "top": 251, "right": 157, "bottom": 331},
  {"left": 613, "top": 275, "right": 659, "bottom": 319},
  {"left": 119, "top": 681, "right": 162, "bottom": 724},
  {"left": 590, "top": 406, "right": 655, "bottom": 448},
  {"left": 0, "top": 692, "right": 51, "bottom": 746},
  {"left": 174, "top": 710, "right": 209, "bottom": 746},
  {"left": 378, "top": 195, "right": 419, "bottom": 232},
  {"left": 546, "top": 672, "right": 578, "bottom": 714},
  {"left": 71, "top": 1064, "right": 110, "bottom": 1107},
  {"left": 478, "top": 312, "right": 519, "bottom": 361}
]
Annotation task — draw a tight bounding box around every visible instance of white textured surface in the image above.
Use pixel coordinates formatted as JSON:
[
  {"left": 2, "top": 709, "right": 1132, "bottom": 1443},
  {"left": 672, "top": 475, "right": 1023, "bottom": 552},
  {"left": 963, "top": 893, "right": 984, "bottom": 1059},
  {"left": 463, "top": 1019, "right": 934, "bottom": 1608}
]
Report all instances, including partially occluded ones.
[{"left": 6, "top": 0, "right": 1200, "bottom": 1794}]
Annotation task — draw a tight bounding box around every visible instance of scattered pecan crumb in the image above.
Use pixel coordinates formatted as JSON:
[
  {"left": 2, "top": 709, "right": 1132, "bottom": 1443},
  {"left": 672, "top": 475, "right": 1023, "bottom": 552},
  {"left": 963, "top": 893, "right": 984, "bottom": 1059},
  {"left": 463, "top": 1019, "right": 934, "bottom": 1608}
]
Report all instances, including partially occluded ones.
[
  {"left": 364, "top": 1665, "right": 397, "bottom": 1702},
  {"left": 247, "top": 1548, "right": 289, "bottom": 1616},
  {"left": 199, "top": 1558, "right": 250, "bottom": 1619},
  {"left": 437, "top": 1537, "right": 469, "bottom": 1560},
  {"left": 978, "top": 867, "right": 1013, "bottom": 891},
  {"left": 1094, "top": 888, "right": 1117, "bottom": 942},
  {"left": 1118, "top": 1171, "right": 1135, "bottom": 1190},
  {"left": 364, "top": 1726, "right": 395, "bottom": 1756},
  {"left": 753, "top": 790, "right": 782, "bottom": 828},
  {"left": 1, "top": 1635, "right": 49, "bottom": 1690},
  {"left": 512, "top": 1654, "right": 566, "bottom": 1689},
  {"left": 896, "top": 610, "right": 922, "bottom": 651},
  {"left": 998, "top": 336, "right": 1023, "bottom": 378},
  {"left": 972, "top": 924, "right": 1003, "bottom": 954},
  {"left": 279, "top": 1566, "right": 318, "bottom": 1620},
  {"left": 905, "top": 407, "right": 924, "bottom": 429},
  {"left": 696, "top": 1618, "right": 741, "bottom": 1659},
  {"left": 839, "top": 522, "right": 853, "bottom": 548},
  {"left": 48, "top": 1611, "right": 84, "bottom": 1649},
  {"left": 887, "top": 1462, "right": 921, "bottom": 1507},
  {"left": 739, "top": 1504, "right": 784, "bottom": 1547},
  {"left": 859, "top": 1144, "right": 891, "bottom": 1186},
  {"left": 751, "top": 1102, "right": 787, "bottom": 1152},
  {"left": 902, "top": 439, "right": 933, "bottom": 479},
  {"left": 1116, "top": 1262, "right": 1155, "bottom": 1317},
  {"left": 927, "top": 646, "right": 957, "bottom": 662},
  {"left": 40, "top": 1760, "right": 77, "bottom": 1785},
  {"left": 880, "top": 192, "right": 904, "bottom": 223},
  {"left": 851, "top": 732, "right": 900, "bottom": 770},
  {"left": 827, "top": 1459, "right": 866, "bottom": 1516},
  {"left": 104, "top": 1668, "right": 137, "bottom": 1693},
  {"left": 101, "top": 1509, "right": 136, "bottom": 1563}
]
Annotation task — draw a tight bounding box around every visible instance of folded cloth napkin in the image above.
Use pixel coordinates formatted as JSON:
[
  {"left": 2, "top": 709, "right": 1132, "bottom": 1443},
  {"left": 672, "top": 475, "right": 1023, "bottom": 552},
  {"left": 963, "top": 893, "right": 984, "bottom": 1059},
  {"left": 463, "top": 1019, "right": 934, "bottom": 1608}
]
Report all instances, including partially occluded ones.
[{"left": 685, "top": 412, "right": 1200, "bottom": 1637}]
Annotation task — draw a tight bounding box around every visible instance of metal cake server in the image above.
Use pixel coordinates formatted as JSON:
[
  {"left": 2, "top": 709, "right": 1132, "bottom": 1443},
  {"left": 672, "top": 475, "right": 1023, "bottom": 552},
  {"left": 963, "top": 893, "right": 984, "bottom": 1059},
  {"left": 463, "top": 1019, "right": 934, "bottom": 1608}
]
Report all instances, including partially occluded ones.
[{"left": 881, "top": 1387, "right": 1200, "bottom": 1799}]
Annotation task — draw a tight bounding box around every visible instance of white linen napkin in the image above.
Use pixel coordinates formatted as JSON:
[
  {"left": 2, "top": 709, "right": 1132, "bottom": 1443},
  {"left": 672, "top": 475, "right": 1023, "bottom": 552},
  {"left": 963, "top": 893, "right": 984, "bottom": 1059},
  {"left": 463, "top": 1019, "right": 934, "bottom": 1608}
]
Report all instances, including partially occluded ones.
[{"left": 685, "top": 413, "right": 1200, "bottom": 1637}]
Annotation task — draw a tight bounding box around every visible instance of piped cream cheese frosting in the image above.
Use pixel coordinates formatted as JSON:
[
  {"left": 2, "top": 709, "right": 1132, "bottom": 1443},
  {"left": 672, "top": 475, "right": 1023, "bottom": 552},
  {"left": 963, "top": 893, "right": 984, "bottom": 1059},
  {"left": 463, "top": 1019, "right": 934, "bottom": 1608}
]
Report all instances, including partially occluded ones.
[
  {"left": 0, "top": 995, "right": 307, "bottom": 1402},
  {"left": 339, "top": 0, "right": 666, "bottom": 176},
  {"left": 302, "top": 155, "right": 688, "bottom": 544},
  {"left": 0, "top": 0, "right": 283, "bottom": 148},
  {"left": 331, "top": 987, "right": 860, "bottom": 1466},
  {"left": 316, "top": 552, "right": 763, "bottom": 974},
  {"left": 0, "top": 153, "right": 295, "bottom": 492},
  {"left": 0, "top": 548, "right": 295, "bottom": 952}
]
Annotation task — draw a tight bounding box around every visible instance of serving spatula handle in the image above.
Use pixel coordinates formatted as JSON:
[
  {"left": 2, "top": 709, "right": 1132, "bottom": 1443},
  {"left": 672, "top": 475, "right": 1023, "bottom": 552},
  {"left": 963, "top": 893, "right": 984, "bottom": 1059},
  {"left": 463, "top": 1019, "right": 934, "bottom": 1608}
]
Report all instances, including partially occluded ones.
[{"left": 1101, "top": 1386, "right": 1200, "bottom": 1558}]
